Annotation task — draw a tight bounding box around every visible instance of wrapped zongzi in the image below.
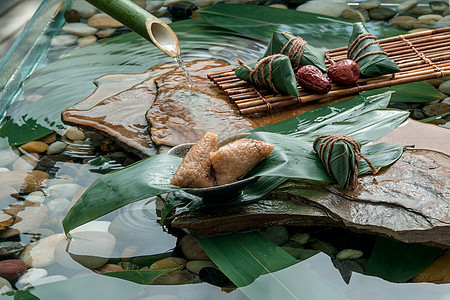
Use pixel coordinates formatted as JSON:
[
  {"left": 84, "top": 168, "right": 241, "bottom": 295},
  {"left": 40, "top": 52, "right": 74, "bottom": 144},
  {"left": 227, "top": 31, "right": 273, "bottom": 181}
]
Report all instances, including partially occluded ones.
[
  {"left": 264, "top": 31, "right": 327, "bottom": 73},
  {"left": 235, "top": 54, "right": 299, "bottom": 97},
  {"left": 313, "top": 135, "right": 379, "bottom": 190},
  {"left": 348, "top": 23, "right": 400, "bottom": 76}
]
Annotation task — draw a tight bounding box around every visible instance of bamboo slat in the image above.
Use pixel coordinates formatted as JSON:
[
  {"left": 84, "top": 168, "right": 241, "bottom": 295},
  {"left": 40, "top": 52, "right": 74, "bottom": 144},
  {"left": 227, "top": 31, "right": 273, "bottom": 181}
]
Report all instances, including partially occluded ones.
[{"left": 208, "top": 27, "right": 450, "bottom": 115}]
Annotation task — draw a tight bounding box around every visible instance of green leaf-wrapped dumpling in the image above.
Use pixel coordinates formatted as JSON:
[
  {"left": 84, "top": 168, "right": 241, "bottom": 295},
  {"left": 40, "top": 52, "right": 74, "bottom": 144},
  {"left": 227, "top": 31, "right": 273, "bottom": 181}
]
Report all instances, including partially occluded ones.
[
  {"left": 235, "top": 54, "right": 299, "bottom": 97},
  {"left": 264, "top": 31, "right": 327, "bottom": 73}
]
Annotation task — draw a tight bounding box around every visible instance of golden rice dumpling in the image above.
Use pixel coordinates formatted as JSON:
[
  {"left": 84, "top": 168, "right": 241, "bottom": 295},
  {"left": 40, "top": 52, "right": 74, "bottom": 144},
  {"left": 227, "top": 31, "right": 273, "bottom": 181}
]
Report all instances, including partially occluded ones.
[
  {"left": 171, "top": 132, "right": 218, "bottom": 188},
  {"left": 210, "top": 139, "right": 273, "bottom": 185}
]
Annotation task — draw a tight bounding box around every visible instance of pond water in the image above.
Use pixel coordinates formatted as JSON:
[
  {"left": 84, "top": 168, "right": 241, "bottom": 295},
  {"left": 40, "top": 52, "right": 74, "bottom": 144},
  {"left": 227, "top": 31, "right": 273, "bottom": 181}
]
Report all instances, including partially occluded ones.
[{"left": 0, "top": 0, "right": 449, "bottom": 299}]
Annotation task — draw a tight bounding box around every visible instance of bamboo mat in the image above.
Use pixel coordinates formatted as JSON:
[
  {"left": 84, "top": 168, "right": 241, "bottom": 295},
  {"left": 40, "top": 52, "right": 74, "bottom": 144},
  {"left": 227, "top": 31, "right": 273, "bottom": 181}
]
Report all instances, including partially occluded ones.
[{"left": 208, "top": 27, "right": 450, "bottom": 115}]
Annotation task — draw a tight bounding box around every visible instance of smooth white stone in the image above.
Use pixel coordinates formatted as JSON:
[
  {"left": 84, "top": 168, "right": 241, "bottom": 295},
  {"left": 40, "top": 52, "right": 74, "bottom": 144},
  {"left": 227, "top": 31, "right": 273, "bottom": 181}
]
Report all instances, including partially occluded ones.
[
  {"left": 44, "top": 183, "right": 82, "bottom": 199},
  {"left": 296, "top": 0, "right": 349, "bottom": 18},
  {"left": 195, "top": 0, "right": 214, "bottom": 7},
  {"left": 48, "top": 175, "right": 73, "bottom": 187},
  {"left": 50, "top": 34, "right": 78, "bottom": 47},
  {"left": 67, "top": 231, "right": 116, "bottom": 269},
  {"left": 336, "top": 249, "right": 363, "bottom": 260},
  {"left": 65, "top": 127, "right": 86, "bottom": 141},
  {"left": 0, "top": 167, "right": 9, "bottom": 173},
  {"left": 47, "top": 197, "right": 71, "bottom": 215},
  {"left": 0, "top": 277, "right": 12, "bottom": 294},
  {"left": 77, "top": 35, "right": 97, "bottom": 47},
  {"left": 96, "top": 28, "right": 116, "bottom": 38},
  {"left": 54, "top": 238, "right": 85, "bottom": 269},
  {"left": 12, "top": 155, "right": 38, "bottom": 172},
  {"left": 19, "top": 234, "right": 65, "bottom": 268},
  {"left": 71, "top": 0, "right": 97, "bottom": 19},
  {"left": 62, "top": 23, "right": 98, "bottom": 37},
  {"left": 17, "top": 268, "right": 48, "bottom": 287},
  {"left": 25, "top": 191, "right": 45, "bottom": 204},
  {"left": 47, "top": 141, "right": 67, "bottom": 155},
  {"left": 0, "top": 149, "right": 19, "bottom": 167},
  {"left": 439, "top": 80, "right": 450, "bottom": 94}
]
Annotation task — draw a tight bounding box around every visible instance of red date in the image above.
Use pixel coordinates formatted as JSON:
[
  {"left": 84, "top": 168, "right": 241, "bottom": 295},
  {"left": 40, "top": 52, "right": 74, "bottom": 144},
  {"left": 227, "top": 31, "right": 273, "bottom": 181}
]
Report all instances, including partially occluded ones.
[
  {"left": 328, "top": 59, "right": 360, "bottom": 85},
  {"left": 296, "top": 65, "right": 331, "bottom": 94}
]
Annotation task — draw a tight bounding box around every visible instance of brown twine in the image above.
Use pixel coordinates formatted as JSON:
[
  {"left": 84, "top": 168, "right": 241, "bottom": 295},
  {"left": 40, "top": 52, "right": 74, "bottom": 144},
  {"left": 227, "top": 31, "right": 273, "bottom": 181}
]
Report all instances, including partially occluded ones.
[
  {"left": 313, "top": 134, "right": 379, "bottom": 189},
  {"left": 399, "top": 35, "right": 446, "bottom": 78},
  {"left": 348, "top": 33, "right": 388, "bottom": 63},
  {"left": 280, "top": 37, "right": 307, "bottom": 70},
  {"left": 237, "top": 54, "right": 286, "bottom": 93}
]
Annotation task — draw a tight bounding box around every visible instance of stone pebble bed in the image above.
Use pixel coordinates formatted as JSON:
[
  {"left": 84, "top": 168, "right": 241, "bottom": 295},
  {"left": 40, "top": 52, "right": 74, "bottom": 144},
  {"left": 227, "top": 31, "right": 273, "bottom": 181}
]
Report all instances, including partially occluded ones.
[{"left": 1, "top": 0, "right": 450, "bottom": 294}]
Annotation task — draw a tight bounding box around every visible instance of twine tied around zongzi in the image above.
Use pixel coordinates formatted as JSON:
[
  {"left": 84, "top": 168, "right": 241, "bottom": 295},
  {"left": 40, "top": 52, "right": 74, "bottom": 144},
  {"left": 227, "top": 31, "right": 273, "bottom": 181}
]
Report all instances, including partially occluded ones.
[
  {"left": 313, "top": 135, "right": 380, "bottom": 189},
  {"left": 347, "top": 33, "right": 387, "bottom": 63},
  {"left": 237, "top": 54, "right": 286, "bottom": 93},
  {"left": 280, "top": 37, "right": 307, "bottom": 70}
]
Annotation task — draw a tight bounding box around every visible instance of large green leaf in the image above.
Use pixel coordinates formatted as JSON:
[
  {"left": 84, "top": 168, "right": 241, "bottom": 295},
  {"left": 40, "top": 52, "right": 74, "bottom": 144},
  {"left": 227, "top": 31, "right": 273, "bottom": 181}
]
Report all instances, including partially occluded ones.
[
  {"left": 197, "top": 4, "right": 404, "bottom": 48},
  {"left": 63, "top": 92, "right": 408, "bottom": 234},
  {"left": 199, "top": 232, "right": 348, "bottom": 299},
  {"left": 365, "top": 82, "right": 441, "bottom": 103},
  {"left": 365, "top": 237, "right": 443, "bottom": 283},
  {"left": 102, "top": 269, "right": 172, "bottom": 284}
]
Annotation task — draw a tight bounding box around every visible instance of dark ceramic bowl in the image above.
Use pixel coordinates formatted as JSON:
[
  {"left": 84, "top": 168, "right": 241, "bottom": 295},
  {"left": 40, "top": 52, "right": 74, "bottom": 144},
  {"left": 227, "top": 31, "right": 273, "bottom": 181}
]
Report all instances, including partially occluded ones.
[{"left": 168, "top": 133, "right": 259, "bottom": 204}]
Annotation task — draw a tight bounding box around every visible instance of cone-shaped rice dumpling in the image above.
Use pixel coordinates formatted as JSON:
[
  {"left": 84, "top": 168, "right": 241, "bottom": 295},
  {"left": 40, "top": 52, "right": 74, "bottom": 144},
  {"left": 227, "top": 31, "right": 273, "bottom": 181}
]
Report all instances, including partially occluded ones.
[
  {"left": 210, "top": 139, "right": 273, "bottom": 185},
  {"left": 235, "top": 55, "right": 299, "bottom": 97},
  {"left": 348, "top": 23, "right": 400, "bottom": 76},
  {"left": 171, "top": 132, "right": 218, "bottom": 188},
  {"left": 313, "top": 135, "right": 379, "bottom": 191},
  {"left": 263, "top": 31, "right": 327, "bottom": 73}
]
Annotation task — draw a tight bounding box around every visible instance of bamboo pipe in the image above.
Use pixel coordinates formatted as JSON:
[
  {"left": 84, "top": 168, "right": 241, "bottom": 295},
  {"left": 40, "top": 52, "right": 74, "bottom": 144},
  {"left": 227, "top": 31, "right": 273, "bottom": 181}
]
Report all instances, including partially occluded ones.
[{"left": 85, "top": 0, "right": 180, "bottom": 57}]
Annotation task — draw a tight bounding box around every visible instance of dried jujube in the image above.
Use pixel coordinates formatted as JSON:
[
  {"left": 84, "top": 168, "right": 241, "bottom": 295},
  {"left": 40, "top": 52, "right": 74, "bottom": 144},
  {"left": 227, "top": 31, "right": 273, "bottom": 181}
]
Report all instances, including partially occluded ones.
[
  {"left": 328, "top": 59, "right": 360, "bottom": 85},
  {"left": 296, "top": 65, "right": 331, "bottom": 94}
]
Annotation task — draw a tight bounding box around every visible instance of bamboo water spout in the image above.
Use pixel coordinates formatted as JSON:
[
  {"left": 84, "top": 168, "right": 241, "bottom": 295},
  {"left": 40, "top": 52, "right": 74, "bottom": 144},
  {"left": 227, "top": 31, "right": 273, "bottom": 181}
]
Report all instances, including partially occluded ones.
[{"left": 85, "top": 0, "right": 180, "bottom": 57}]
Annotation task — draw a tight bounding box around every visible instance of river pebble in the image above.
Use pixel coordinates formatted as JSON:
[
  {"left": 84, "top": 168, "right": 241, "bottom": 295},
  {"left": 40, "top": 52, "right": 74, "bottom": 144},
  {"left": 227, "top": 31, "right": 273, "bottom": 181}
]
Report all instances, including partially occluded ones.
[
  {"left": 20, "top": 141, "right": 48, "bottom": 154},
  {"left": 389, "top": 16, "right": 417, "bottom": 30},
  {"left": 437, "top": 15, "right": 450, "bottom": 27},
  {"left": 422, "top": 103, "right": 450, "bottom": 117},
  {"left": 0, "top": 241, "right": 24, "bottom": 258},
  {"left": 78, "top": 35, "right": 98, "bottom": 47},
  {"left": 410, "top": 6, "right": 433, "bottom": 15},
  {"left": 368, "top": 7, "right": 396, "bottom": 20},
  {"left": 296, "top": 1, "right": 348, "bottom": 18},
  {"left": 146, "top": 0, "right": 164, "bottom": 11},
  {"left": 47, "top": 141, "right": 67, "bottom": 155},
  {"left": 0, "top": 259, "right": 27, "bottom": 280},
  {"left": 430, "top": 1, "right": 449, "bottom": 13},
  {"left": 418, "top": 14, "right": 443, "bottom": 22},
  {"left": 260, "top": 226, "right": 289, "bottom": 246},
  {"left": 12, "top": 154, "right": 39, "bottom": 172},
  {"left": 95, "top": 264, "right": 124, "bottom": 273},
  {"left": 397, "top": 0, "right": 418, "bottom": 13},
  {"left": 19, "top": 234, "right": 65, "bottom": 268},
  {"left": 50, "top": 34, "right": 78, "bottom": 47},
  {"left": 66, "top": 231, "right": 116, "bottom": 269},
  {"left": 150, "top": 257, "right": 186, "bottom": 270},
  {"left": 336, "top": 249, "right": 363, "bottom": 260},
  {"left": 0, "top": 202, "right": 48, "bottom": 238},
  {"left": 180, "top": 235, "right": 209, "bottom": 260},
  {"left": 47, "top": 197, "right": 71, "bottom": 215},
  {"left": 186, "top": 260, "right": 217, "bottom": 274},
  {"left": 291, "top": 233, "right": 310, "bottom": 245},
  {"left": 65, "top": 127, "right": 86, "bottom": 141},
  {"left": 159, "top": 17, "right": 173, "bottom": 24},
  {"left": 0, "top": 171, "right": 41, "bottom": 193},
  {"left": 0, "top": 277, "right": 12, "bottom": 294},
  {"left": 24, "top": 191, "right": 45, "bottom": 203},
  {"left": 44, "top": 183, "right": 82, "bottom": 199},
  {"left": 341, "top": 8, "right": 367, "bottom": 22},
  {"left": 17, "top": 268, "right": 48, "bottom": 287},
  {"left": 0, "top": 168, "right": 8, "bottom": 173},
  {"left": 54, "top": 237, "right": 85, "bottom": 270},
  {"left": 0, "top": 213, "right": 14, "bottom": 231},
  {"left": 96, "top": 28, "right": 116, "bottom": 38},
  {"left": 88, "top": 14, "right": 124, "bottom": 28},
  {"left": 62, "top": 23, "right": 98, "bottom": 36},
  {"left": 71, "top": 0, "right": 96, "bottom": 19},
  {"left": 195, "top": 0, "right": 214, "bottom": 8},
  {"left": 359, "top": 1, "right": 379, "bottom": 10}
]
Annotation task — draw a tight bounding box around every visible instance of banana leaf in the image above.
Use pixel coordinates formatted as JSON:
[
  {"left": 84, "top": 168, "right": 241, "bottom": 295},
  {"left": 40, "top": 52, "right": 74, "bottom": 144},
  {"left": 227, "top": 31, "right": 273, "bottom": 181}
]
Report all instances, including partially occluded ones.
[
  {"left": 313, "top": 137, "right": 356, "bottom": 191},
  {"left": 235, "top": 55, "right": 299, "bottom": 97},
  {"left": 263, "top": 31, "right": 327, "bottom": 72},
  {"left": 62, "top": 92, "right": 409, "bottom": 234},
  {"left": 348, "top": 23, "right": 400, "bottom": 76}
]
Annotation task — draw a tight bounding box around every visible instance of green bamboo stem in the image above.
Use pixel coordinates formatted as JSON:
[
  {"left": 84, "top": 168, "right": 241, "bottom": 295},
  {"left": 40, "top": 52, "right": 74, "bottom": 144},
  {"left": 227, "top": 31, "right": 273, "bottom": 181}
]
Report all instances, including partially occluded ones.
[{"left": 85, "top": 0, "right": 180, "bottom": 57}]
